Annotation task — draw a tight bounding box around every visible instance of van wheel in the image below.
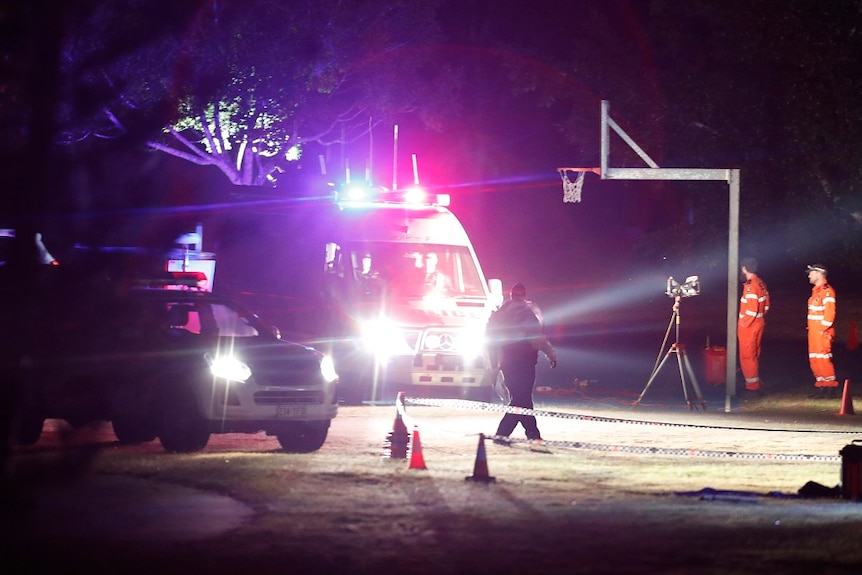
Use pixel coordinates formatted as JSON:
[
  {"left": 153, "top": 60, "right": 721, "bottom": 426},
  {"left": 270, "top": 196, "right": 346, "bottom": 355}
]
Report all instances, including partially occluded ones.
[{"left": 276, "top": 421, "right": 330, "bottom": 453}]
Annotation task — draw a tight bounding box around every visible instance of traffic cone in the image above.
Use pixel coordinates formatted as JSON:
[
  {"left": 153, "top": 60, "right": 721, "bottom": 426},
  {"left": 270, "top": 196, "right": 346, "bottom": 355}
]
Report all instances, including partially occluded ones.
[
  {"left": 408, "top": 427, "right": 427, "bottom": 470},
  {"left": 848, "top": 321, "right": 859, "bottom": 351},
  {"left": 839, "top": 379, "right": 855, "bottom": 416},
  {"left": 382, "top": 392, "right": 410, "bottom": 459},
  {"left": 465, "top": 433, "right": 496, "bottom": 483}
]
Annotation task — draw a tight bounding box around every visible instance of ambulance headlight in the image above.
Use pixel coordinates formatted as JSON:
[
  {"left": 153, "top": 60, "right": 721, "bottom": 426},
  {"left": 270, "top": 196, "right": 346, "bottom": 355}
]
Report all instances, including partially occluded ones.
[
  {"left": 361, "top": 319, "right": 414, "bottom": 357},
  {"left": 459, "top": 327, "right": 486, "bottom": 358},
  {"left": 206, "top": 354, "right": 252, "bottom": 382}
]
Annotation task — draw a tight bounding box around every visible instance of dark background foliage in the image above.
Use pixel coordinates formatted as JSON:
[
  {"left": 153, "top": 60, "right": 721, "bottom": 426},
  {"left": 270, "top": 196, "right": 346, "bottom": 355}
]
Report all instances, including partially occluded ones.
[{"left": 3, "top": 0, "right": 862, "bottom": 289}]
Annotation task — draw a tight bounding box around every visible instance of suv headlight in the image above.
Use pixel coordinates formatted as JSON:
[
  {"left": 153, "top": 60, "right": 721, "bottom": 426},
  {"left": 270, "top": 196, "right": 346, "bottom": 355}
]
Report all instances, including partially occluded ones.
[
  {"left": 206, "top": 353, "right": 252, "bottom": 382},
  {"left": 319, "top": 354, "right": 338, "bottom": 383}
]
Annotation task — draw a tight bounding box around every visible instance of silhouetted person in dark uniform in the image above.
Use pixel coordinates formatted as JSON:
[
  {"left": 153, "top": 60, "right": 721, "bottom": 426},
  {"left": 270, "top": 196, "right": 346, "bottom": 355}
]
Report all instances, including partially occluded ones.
[{"left": 486, "top": 283, "right": 557, "bottom": 444}]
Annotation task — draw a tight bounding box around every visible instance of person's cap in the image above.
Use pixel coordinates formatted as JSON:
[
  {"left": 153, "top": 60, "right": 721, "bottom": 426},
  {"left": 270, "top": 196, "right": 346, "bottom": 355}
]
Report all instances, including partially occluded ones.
[
  {"left": 806, "top": 264, "right": 827, "bottom": 275},
  {"left": 510, "top": 283, "right": 527, "bottom": 299}
]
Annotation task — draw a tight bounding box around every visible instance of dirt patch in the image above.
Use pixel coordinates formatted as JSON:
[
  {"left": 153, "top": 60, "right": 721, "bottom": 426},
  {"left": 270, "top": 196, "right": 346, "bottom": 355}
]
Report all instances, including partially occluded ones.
[{"left": 4, "top": 401, "right": 862, "bottom": 574}]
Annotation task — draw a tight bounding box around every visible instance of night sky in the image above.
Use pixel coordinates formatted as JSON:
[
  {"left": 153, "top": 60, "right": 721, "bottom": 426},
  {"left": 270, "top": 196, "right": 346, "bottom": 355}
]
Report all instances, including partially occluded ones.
[{"left": 3, "top": 0, "right": 861, "bottom": 323}]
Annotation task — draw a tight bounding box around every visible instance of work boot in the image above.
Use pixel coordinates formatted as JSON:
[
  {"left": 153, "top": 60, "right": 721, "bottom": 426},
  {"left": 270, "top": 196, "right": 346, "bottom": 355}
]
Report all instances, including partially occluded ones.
[{"left": 742, "top": 388, "right": 765, "bottom": 400}]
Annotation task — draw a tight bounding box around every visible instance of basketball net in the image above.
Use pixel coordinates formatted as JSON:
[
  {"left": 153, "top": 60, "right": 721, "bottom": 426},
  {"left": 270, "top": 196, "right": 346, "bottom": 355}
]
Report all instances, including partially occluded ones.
[{"left": 560, "top": 169, "right": 586, "bottom": 203}]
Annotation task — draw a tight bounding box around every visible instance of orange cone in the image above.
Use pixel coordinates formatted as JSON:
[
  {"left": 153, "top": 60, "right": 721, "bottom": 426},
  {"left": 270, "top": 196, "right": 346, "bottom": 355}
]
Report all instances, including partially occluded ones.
[
  {"left": 382, "top": 392, "right": 410, "bottom": 459},
  {"left": 465, "top": 433, "right": 496, "bottom": 483},
  {"left": 839, "top": 379, "right": 855, "bottom": 416},
  {"left": 408, "top": 427, "right": 427, "bottom": 470},
  {"left": 848, "top": 322, "right": 859, "bottom": 351}
]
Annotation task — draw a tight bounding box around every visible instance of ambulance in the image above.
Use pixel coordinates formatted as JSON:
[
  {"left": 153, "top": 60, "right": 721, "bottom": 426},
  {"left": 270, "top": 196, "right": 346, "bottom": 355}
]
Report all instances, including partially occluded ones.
[{"left": 312, "top": 184, "right": 503, "bottom": 403}]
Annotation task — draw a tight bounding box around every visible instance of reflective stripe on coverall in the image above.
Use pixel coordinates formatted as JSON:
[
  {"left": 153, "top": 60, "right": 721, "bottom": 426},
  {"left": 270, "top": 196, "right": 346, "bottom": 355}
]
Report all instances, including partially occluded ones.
[
  {"left": 737, "top": 274, "right": 769, "bottom": 391},
  {"left": 807, "top": 283, "right": 837, "bottom": 387}
]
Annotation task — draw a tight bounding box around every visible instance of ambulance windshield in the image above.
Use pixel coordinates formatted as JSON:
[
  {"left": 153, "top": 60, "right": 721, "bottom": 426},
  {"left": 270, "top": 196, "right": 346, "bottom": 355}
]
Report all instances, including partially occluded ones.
[{"left": 346, "top": 242, "right": 485, "bottom": 298}]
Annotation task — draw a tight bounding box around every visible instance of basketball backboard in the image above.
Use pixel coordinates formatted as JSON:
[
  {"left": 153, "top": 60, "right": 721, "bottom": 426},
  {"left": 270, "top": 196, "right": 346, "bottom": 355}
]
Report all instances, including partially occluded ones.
[{"left": 561, "top": 100, "right": 741, "bottom": 410}]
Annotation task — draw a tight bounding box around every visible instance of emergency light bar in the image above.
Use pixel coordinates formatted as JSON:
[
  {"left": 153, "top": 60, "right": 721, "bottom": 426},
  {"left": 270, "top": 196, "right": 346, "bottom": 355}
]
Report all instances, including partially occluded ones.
[{"left": 335, "top": 183, "right": 449, "bottom": 207}]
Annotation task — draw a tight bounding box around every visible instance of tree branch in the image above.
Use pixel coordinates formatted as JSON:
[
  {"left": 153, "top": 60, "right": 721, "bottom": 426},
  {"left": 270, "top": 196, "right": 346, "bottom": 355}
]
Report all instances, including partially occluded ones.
[{"left": 146, "top": 140, "right": 213, "bottom": 165}]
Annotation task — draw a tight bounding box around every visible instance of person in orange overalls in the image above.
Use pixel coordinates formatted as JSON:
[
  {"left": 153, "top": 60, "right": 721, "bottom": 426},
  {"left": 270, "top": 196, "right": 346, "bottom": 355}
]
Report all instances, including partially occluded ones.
[
  {"left": 737, "top": 257, "right": 769, "bottom": 396},
  {"left": 806, "top": 264, "right": 838, "bottom": 398}
]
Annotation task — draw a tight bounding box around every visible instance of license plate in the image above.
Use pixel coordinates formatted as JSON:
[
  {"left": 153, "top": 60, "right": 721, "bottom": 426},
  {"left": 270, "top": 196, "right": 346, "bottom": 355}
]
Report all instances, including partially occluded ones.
[
  {"left": 276, "top": 405, "right": 307, "bottom": 418},
  {"left": 428, "top": 354, "right": 462, "bottom": 370}
]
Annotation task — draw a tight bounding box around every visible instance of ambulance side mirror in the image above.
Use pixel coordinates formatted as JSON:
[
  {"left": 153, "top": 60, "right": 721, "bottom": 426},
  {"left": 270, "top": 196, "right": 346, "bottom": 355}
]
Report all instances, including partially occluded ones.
[{"left": 488, "top": 278, "right": 504, "bottom": 309}]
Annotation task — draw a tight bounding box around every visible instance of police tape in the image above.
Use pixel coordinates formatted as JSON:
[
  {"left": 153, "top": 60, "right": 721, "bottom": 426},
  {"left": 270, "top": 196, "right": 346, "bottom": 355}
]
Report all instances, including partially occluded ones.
[
  {"left": 487, "top": 435, "right": 841, "bottom": 462},
  {"left": 404, "top": 397, "right": 847, "bottom": 462},
  {"left": 404, "top": 396, "right": 859, "bottom": 434}
]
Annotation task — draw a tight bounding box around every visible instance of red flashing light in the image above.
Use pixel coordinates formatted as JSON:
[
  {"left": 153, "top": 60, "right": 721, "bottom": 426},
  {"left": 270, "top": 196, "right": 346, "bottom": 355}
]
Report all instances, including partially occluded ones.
[
  {"left": 132, "top": 271, "right": 208, "bottom": 290},
  {"left": 170, "top": 271, "right": 207, "bottom": 283},
  {"left": 402, "top": 187, "right": 426, "bottom": 204},
  {"left": 336, "top": 183, "right": 450, "bottom": 208}
]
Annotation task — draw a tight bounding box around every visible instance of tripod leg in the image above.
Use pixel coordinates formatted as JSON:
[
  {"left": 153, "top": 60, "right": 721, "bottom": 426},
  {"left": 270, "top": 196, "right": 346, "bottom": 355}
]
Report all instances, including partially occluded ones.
[
  {"left": 650, "top": 313, "right": 677, "bottom": 376},
  {"left": 674, "top": 348, "right": 692, "bottom": 408},
  {"left": 633, "top": 349, "right": 674, "bottom": 407},
  {"left": 683, "top": 352, "right": 707, "bottom": 411}
]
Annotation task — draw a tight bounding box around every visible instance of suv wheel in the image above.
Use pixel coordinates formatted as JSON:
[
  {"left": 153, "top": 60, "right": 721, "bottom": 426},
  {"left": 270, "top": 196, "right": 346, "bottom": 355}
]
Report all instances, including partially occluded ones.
[
  {"left": 157, "top": 388, "right": 210, "bottom": 453},
  {"left": 276, "top": 420, "right": 330, "bottom": 453},
  {"left": 112, "top": 414, "right": 157, "bottom": 444},
  {"left": 10, "top": 412, "right": 44, "bottom": 446}
]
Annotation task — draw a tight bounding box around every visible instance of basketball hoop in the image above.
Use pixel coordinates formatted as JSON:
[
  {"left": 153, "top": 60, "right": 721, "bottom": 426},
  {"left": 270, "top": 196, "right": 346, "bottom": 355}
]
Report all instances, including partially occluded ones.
[{"left": 557, "top": 167, "right": 600, "bottom": 203}]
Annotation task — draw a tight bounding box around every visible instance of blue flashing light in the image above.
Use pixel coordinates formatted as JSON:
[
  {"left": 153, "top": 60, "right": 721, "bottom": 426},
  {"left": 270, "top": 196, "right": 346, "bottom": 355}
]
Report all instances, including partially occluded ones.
[
  {"left": 334, "top": 182, "right": 449, "bottom": 207},
  {"left": 342, "top": 183, "right": 373, "bottom": 202}
]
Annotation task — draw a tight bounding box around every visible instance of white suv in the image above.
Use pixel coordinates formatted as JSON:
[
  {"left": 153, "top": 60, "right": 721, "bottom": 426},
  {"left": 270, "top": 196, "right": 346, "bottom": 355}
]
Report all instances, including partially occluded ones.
[{"left": 13, "top": 271, "right": 339, "bottom": 453}]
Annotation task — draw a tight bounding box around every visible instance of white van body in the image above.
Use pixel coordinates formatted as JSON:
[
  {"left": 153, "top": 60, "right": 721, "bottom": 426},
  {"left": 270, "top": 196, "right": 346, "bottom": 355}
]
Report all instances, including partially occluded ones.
[{"left": 320, "top": 195, "right": 502, "bottom": 403}]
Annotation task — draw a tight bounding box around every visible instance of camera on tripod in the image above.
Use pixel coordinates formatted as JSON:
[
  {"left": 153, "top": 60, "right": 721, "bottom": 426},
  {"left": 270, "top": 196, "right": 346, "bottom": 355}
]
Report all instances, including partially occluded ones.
[
  {"left": 636, "top": 275, "right": 707, "bottom": 410},
  {"left": 666, "top": 275, "right": 700, "bottom": 298}
]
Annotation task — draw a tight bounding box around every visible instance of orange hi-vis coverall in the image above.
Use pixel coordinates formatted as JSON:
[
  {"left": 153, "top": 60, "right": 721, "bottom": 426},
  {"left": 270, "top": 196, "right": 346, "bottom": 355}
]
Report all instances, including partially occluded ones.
[
  {"left": 807, "top": 282, "right": 837, "bottom": 387},
  {"left": 737, "top": 274, "right": 770, "bottom": 391}
]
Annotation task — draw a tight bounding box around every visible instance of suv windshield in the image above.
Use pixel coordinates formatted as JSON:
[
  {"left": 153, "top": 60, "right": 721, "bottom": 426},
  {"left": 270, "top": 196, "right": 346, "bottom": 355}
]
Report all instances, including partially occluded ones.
[{"left": 156, "top": 299, "right": 260, "bottom": 338}]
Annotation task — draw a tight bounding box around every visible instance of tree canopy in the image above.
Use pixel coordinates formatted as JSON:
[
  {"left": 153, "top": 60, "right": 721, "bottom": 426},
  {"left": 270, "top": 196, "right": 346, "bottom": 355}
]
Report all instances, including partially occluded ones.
[
  {"left": 57, "top": 0, "right": 455, "bottom": 185},
  {"left": 5, "top": 0, "right": 862, "bottom": 275}
]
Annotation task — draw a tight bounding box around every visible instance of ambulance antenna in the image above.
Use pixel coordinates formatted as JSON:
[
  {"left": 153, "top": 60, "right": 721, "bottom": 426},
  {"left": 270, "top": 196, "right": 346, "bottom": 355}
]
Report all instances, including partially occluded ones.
[
  {"left": 392, "top": 124, "right": 399, "bottom": 190},
  {"left": 412, "top": 153, "right": 420, "bottom": 185},
  {"left": 367, "top": 116, "right": 373, "bottom": 184}
]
